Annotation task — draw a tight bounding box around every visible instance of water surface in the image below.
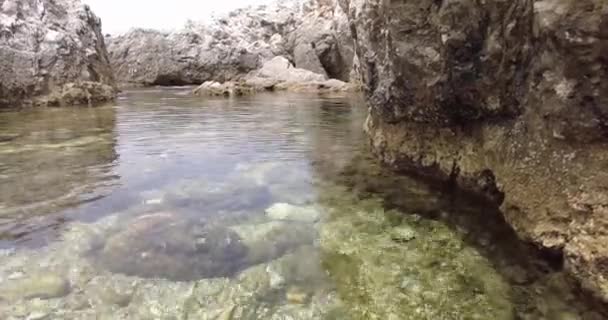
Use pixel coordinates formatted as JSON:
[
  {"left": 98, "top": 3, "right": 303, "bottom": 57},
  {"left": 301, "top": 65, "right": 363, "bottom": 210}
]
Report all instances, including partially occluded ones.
[{"left": 0, "top": 88, "right": 601, "bottom": 319}]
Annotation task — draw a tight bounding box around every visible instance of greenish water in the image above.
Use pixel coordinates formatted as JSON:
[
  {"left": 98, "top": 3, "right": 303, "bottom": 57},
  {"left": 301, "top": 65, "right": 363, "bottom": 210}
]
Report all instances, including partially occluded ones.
[{"left": 0, "top": 88, "right": 602, "bottom": 319}]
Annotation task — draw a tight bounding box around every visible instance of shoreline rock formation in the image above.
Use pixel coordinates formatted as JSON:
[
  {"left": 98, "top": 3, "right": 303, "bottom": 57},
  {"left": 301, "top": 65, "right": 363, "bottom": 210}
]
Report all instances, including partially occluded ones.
[
  {"left": 107, "top": 0, "right": 357, "bottom": 88},
  {"left": 0, "top": 0, "right": 116, "bottom": 108},
  {"left": 193, "top": 56, "right": 358, "bottom": 97},
  {"left": 340, "top": 0, "right": 608, "bottom": 302}
]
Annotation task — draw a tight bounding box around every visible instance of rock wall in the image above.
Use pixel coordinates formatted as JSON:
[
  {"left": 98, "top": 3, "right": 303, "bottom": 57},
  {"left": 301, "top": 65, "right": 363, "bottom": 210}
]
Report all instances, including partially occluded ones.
[
  {"left": 340, "top": 0, "right": 608, "bottom": 302},
  {"left": 107, "top": 0, "right": 357, "bottom": 86},
  {"left": 0, "top": 0, "right": 116, "bottom": 107}
]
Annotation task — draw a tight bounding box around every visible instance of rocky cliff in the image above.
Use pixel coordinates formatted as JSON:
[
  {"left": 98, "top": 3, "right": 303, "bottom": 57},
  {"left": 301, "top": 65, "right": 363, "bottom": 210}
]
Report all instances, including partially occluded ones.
[
  {"left": 107, "top": 0, "right": 357, "bottom": 86},
  {"left": 0, "top": 0, "right": 116, "bottom": 107},
  {"left": 340, "top": 0, "right": 608, "bottom": 302}
]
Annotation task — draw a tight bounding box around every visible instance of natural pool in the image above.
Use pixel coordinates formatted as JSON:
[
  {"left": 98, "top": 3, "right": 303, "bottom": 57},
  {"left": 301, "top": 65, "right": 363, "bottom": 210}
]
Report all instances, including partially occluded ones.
[{"left": 0, "top": 88, "right": 603, "bottom": 319}]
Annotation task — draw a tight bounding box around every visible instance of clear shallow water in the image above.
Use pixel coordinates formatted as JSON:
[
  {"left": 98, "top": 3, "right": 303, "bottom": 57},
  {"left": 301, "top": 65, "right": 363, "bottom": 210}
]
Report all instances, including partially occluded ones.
[{"left": 0, "top": 88, "right": 603, "bottom": 319}]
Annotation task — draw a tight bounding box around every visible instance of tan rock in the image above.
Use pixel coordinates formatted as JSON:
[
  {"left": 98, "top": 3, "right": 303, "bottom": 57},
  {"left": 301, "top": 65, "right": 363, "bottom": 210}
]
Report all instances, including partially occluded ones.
[
  {"left": 341, "top": 0, "right": 608, "bottom": 302},
  {"left": 286, "top": 286, "right": 309, "bottom": 305},
  {"left": 0, "top": 273, "right": 71, "bottom": 301}
]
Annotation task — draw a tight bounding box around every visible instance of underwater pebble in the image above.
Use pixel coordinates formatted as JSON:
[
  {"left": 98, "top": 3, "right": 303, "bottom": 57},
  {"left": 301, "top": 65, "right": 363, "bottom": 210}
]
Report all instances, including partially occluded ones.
[
  {"left": 400, "top": 277, "right": 422, "bottom": 294},
  {"left": 26, "top": 312, "right": 49, "bottom": 320},
  {"left": 266, "top": 203, "right": 320, "bottom": 222},
  {"left": 7, "top": 271, "right": 25, "bottom": 280},
  {"left": 267, "top": 265, "right": 285, "bottom": 289},
  {"left": 286, "top": 286, "right": 309, "bottom": 304},
  {"left": 96, "top": 286, "right": 133, "bottom": 307},
  {"left": 390, "top": 225, "right": 416, "bottom": 242}
]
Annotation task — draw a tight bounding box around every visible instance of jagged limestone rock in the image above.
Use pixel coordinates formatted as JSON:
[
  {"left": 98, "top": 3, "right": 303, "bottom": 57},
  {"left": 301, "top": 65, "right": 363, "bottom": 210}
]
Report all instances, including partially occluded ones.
[
  {"left": 340, "top": 0, "right": 608, "bottom": 301},
  {"left": 0, "top": 0, "right": 116, "bottom": 107},
  {"left": 107, "top": 0, "right": 356, "bottom": 86}
]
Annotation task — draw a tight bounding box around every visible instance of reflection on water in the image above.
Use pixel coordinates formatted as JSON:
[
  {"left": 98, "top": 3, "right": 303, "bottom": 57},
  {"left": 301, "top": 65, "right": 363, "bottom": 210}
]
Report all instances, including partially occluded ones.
[
  {"left": 0, "top": 106, "right": 119, "bottom": 248},
  {"left": 0, "top": 88, "right": 603, "bottom": 319}
]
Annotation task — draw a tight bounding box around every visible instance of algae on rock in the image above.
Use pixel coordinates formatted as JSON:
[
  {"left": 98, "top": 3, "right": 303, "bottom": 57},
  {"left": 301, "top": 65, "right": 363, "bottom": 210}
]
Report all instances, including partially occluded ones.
[{"left": 318, "top": 190, "right": 514, "bottom": 319}]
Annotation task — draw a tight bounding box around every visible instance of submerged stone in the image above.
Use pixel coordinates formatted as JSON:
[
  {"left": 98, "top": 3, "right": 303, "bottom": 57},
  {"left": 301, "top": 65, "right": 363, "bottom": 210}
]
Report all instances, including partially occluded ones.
[
  {"left": 0, "top": 273, "right": 71, "bottom": 301},
  {"left": 184, "top": 246, "right": 336, "bottom": 320},
  {"left": 230, "top": 221, "right": 317, "bottom": 266},
  {"left": 92, "top": 213, "right": 250, "bottom": 281},
  {"left": 92, "top": 211, "right": 317, "bottom": 281}
]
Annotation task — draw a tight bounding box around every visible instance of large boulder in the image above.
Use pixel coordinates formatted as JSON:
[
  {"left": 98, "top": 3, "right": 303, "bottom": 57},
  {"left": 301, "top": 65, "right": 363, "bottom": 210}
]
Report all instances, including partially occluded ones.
[
  {"left": 289, "top": 0, "right": 356, "bottom": 81},
  {"left": 0, "top": 0, "right": 116, "bottom": 107},
  {"left": 341, "top": 0, "right": 608, "bottom": 302}
]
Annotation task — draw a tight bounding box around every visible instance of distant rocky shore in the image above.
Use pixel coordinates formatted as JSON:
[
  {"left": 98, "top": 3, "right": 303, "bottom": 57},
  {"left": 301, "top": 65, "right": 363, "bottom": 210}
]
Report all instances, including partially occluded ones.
[
  {"left": 0, "top": 0, "right": 358, "bottom": 108},
  {"left": 107, "top": 0, "right": 357, "bottom": 89}
]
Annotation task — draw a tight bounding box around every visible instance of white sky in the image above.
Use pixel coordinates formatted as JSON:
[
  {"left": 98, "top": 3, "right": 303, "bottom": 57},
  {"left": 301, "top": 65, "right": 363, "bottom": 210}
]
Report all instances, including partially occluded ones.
[{"left": 83, "top": 0, "right": 274, "bottom": 35}]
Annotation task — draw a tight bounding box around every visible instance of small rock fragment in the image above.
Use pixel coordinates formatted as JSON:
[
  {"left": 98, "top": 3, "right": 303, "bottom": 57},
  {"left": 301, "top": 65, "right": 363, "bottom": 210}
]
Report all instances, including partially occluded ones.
[
  {"left": 286, "top": 286, "right": 309, "bottom": 304},
  {"left": 266, "top": 203, "right": 320, "bottom": 222}
]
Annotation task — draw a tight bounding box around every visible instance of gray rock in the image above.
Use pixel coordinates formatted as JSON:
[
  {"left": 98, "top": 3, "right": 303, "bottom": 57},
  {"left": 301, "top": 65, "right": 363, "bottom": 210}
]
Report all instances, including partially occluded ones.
[
  {"left": 108, "top": 0, "right": 357, "bottom": 86},
  {"left": 289, "top": 0, "right": 355, "bottom": 81},
  {"left": 193, "top": 81, "right": 260, "bottom": 97},
  {"left": 249, "top": 56, "right": 327, "bottom": 84},
  {"left": 0, "top": 0, "right": 115, "bottom": 107},
  {"left": 294, "top": 43, "right": 328, "bottom": 78},
  {"left": 245, "top": 56, "right": 357, "bottom": 93},
  {"left": 193, "top": 56, "right": 358, "bottom": 96},
  {"left": 107, "top": 2, "right": 303, "bottom": 86}
]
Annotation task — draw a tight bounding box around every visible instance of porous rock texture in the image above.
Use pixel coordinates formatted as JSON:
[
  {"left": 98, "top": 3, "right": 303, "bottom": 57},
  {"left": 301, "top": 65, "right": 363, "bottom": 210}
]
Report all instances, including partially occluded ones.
[
  {"left": 340, "top": 0, "right": 608, "bottom": 302},
  {"left": 0, "top": 0, "right": 115, "bottom": 107},
  {"left": 193, "top": 56, "right": 357, "bottom": 97},
  {"left": 107, "top": 0, "right": 357, "bottom": 87}
]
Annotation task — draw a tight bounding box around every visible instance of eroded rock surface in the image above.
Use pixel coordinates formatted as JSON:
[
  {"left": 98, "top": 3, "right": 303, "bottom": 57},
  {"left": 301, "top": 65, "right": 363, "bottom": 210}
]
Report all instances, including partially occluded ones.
[
  {"left": 341, "top": 0, "right": 608, "bottom": 301},
  {"left": 193, "top": 56, "right": 358, "bottom": 97},
  {"left": 0, "top": 0, "right": 116, "bottom": 107},
  {"left": 107, "top": 0, "right": 356, "bottom": 86}
]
